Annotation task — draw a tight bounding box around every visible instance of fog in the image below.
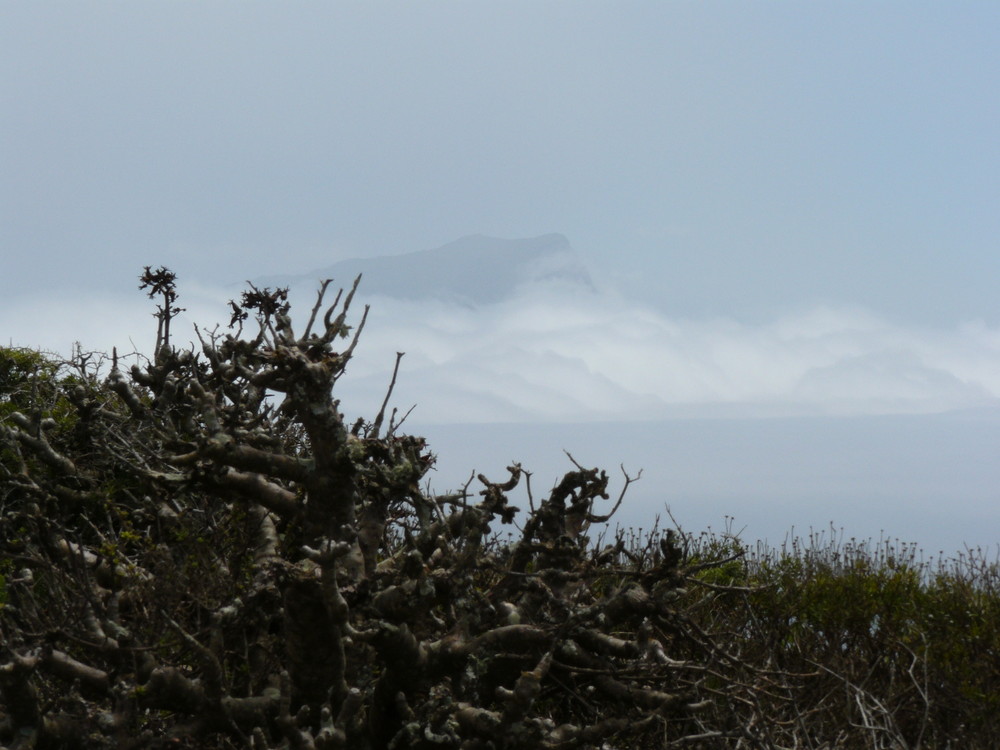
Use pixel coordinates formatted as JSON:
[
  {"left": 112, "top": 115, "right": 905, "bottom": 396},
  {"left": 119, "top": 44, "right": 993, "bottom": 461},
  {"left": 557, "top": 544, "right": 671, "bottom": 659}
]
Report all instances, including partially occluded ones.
[
  {"left": 344, "top": 287, "right": 1000, "bottom": 423},
  {"left": 7, "top": 273, "right": 1000, "bottom": 423}
]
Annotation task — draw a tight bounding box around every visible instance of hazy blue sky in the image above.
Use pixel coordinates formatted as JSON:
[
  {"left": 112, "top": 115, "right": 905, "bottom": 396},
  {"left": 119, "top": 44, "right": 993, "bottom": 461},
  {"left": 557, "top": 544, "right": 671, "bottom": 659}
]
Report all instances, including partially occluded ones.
[{"left": 3, "top": 2, "right": 999, "bottom": 322}]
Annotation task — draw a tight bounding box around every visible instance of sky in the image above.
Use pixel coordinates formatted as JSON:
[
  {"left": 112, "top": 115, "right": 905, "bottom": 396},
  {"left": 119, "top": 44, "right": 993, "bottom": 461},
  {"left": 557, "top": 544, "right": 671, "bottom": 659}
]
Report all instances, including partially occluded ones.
[
  {"left": 3, "top": 2, "right": 1000, "bottom": 321},
  {"left": 3, "top": 2, "right": 1000, "bottom": 552}
]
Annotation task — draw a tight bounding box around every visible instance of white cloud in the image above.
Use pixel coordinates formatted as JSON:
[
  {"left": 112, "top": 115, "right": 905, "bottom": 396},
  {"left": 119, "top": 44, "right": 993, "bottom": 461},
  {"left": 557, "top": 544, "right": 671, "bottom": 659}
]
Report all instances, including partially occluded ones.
[
  {"left": 340, "top": 282, "right": 1000, "bottom": 422},
  {"left": 5, "top": 278, "right": 1000, "bottom": 423}
]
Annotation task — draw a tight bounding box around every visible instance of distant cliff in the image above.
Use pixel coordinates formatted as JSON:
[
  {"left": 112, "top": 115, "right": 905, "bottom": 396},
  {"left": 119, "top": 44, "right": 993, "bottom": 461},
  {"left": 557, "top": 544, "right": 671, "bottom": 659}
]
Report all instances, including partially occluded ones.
[{"left": 255, "top": 233, "right": 594, "bottom": 306}]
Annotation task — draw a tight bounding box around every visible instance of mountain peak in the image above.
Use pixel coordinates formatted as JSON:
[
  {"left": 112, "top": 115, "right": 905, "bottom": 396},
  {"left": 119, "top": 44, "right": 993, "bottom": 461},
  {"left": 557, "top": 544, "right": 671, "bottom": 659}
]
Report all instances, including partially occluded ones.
[{"left": 258, "top": 234, "right": 594, "bottom": 305}]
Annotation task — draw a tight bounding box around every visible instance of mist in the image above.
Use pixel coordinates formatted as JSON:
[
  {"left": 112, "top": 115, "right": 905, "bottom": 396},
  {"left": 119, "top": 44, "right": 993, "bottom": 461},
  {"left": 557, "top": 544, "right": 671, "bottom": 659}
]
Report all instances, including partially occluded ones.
[{"left": 6, "top": 272, "right": 1000, "bottom": 423}]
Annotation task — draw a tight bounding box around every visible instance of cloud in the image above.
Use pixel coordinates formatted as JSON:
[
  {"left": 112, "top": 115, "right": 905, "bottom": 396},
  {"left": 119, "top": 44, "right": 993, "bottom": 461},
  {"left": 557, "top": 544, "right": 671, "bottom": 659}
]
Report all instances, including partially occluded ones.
[
  {"left": 327, "top": 281, "right": 1000, "bottom": 422},
  {"left": 5, "top": 277, "right": 1000, "bottom": 423}
]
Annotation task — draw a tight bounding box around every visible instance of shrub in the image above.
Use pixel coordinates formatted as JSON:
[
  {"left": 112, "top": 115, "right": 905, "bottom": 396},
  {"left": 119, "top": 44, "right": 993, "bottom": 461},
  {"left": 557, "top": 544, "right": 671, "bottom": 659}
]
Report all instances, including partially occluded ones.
[
  {"left": 0, "top": 271, "right": 755, "bottom": 749},
  {"left": 2, "top": 269, "right": 998, "bottom": 748}
]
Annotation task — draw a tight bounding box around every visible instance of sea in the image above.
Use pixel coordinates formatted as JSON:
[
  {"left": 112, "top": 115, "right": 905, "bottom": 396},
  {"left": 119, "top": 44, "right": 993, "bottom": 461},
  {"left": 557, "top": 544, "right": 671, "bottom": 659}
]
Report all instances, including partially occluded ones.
[{"left": 411, "top": 409, "right": 1000, "bottom": 559}]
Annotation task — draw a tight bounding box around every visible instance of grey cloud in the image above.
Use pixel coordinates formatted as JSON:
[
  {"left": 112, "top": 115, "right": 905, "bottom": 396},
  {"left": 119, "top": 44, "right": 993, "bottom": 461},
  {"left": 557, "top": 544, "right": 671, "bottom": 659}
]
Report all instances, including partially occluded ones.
[
  {"left": 5, "top": 262, "right": 1000, "bottom": 424},
  {"left": 791, "top": 350, "right": 994, "bottom": 415},
  {"left": 333, "top": 282, "right": 1000, "bottom": 423}
]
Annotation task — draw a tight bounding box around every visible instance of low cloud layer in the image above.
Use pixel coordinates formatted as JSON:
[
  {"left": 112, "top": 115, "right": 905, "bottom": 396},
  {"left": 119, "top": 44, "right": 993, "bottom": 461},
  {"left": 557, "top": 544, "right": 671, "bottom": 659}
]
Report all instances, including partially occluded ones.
[
  {"left": 339, "top": 282, "right": 1000, "bottom": 422},
  {"left": 5, "top": 278, "right": 1000, "bottom": 424}
]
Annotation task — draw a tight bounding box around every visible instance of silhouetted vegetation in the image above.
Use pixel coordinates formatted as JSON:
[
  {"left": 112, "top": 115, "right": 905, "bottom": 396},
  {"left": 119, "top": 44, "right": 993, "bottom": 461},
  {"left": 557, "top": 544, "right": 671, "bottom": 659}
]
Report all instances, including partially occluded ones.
[{"left": 1, "top": 271, "right": 998, "bottom": 748}]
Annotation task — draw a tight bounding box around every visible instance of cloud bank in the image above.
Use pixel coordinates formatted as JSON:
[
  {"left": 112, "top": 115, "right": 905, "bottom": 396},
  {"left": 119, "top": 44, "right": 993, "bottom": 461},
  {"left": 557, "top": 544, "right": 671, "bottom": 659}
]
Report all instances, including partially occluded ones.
[
  {"left": 4, "top": 277, "right": 1000, "bottom": 424},
  {"left": 329, "top": 281, "right": 1000, "bottom": 423}
]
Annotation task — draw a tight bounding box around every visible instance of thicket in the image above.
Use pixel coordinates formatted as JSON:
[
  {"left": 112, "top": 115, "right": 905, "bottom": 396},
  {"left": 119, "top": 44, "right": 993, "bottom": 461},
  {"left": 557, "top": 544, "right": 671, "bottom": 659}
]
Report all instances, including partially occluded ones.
[{"left": 1, "top": 269, "right": 998, "bottom": 749}]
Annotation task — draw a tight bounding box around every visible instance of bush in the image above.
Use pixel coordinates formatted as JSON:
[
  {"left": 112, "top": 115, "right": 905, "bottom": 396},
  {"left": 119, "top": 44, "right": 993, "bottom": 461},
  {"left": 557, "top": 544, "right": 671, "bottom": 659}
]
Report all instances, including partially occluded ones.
[
  {"left": 0, "top": 270, "right": 758, "bottom": 749},
  {"left": 2, "top": 269, "right": 999, "bottom": 749}
]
